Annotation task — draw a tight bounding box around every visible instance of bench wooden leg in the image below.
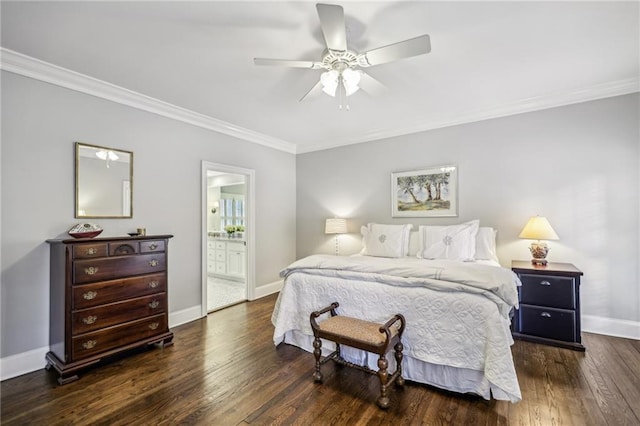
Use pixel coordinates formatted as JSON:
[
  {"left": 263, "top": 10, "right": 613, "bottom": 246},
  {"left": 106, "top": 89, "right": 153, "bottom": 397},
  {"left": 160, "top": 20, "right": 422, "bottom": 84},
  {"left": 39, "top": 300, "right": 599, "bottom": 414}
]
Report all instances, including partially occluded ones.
[
  {"left": 394, "top": 341, "right": 405, "bottom": 387},
  {"left": 313, "top": 336, "right": 323, "bottom": 382},
  {"left": 377, "top": 354, "right": 390, "bottom": 409}
]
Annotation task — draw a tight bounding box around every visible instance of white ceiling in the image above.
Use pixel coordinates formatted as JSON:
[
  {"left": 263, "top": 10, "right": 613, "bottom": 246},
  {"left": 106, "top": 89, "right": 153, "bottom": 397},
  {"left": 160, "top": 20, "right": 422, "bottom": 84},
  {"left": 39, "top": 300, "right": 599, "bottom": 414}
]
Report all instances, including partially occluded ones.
[{"left": 1, "top": 1, "right": 638, "bottom": 154}]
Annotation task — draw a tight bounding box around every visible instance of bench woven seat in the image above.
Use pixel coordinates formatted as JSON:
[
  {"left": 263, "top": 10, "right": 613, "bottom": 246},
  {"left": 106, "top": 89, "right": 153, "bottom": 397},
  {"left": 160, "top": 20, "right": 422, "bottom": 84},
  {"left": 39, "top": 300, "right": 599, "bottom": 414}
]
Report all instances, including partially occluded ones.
[
  {"left": 310, "top": 302, "right": 406, "bottom": 409},
  {"left": 317, "top": 316, "right": 400, "bottom": 347}
]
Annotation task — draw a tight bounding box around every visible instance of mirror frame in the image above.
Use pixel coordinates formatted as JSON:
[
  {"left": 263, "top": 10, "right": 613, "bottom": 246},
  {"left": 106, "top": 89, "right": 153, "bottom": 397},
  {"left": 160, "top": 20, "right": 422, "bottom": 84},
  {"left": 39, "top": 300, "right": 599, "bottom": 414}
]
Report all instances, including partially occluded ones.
[{"left": 75, "top": 142, "right": 134, "bottom": 219}]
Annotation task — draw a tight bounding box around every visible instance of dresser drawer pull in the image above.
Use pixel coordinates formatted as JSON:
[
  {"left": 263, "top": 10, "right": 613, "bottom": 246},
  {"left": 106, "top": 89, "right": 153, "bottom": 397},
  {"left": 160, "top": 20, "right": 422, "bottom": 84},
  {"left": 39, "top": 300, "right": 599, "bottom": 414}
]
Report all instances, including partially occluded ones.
[
  {"left": 82, "top": 315, "right": 97, "bottom": 325},
  {"left": 149, "top": 322, "right": 159, "bottom": 330},
  {"left": 149, "top": 259, "right": 159, "bottom": 267},
  {"left": 84, "top": 266, "right": 99, "bottom": 275},
  {"left": 148, "top": 280, "right": 159, "bottom": 288},
  {"left": 539, "top": 280, "right": 552, "bottom": 286},
  {"left": 86, "top": 247, "right": 97, "bottom": 255},
  {"left": 149, "top": 243, "right": 158, "bottom": 250},
  {"left": 83, "top": 291, "right": 98, "bottom": 300},
  {"left": 148, "top": 300, "right": 160, "bottom": 309},
  {"left": 540, "top": 312, "right": 552, "bottom": 318},
  {"left": 82, "top": 340, "right": 97, "bottom": 350}
]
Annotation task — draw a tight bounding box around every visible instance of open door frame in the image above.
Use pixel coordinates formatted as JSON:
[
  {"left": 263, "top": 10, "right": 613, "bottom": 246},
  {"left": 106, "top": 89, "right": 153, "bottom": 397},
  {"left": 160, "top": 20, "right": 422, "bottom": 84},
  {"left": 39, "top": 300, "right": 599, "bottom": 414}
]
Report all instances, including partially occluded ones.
[{"left": 201, "top": 161, "right": 256, "bottom": 317}]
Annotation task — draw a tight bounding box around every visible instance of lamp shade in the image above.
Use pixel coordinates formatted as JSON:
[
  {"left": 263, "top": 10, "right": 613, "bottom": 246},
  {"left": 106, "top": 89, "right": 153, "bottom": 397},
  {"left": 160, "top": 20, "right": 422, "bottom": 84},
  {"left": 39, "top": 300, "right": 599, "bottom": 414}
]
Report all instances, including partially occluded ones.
[
  {"left": 325, "top": 218, "right": 347, "bottom": 234},
  {"left": 518, "top": 216, "right": 559, "bottom": 240}
]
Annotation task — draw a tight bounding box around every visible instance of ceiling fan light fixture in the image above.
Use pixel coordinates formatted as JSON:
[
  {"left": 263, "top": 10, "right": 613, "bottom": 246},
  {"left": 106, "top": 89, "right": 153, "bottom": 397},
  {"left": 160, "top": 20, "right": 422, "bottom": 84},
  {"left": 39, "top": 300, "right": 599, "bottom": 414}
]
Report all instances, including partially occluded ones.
[
  {"left": 321, "top": 70, "right": 339, "bottom": 96},
  {"left": 342, "top": 68, "right": 361, "bottom": 96}
]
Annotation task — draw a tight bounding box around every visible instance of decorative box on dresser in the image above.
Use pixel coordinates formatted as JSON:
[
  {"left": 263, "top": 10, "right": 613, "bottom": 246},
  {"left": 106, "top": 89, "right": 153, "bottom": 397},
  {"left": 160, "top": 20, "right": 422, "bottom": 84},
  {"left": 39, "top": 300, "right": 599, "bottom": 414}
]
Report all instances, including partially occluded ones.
[
  {"left": 511, "top": 260, "right": 585, "bottom": 351},
  {"left": 46, "top": 235, "right": 174, "bottom": 384}
]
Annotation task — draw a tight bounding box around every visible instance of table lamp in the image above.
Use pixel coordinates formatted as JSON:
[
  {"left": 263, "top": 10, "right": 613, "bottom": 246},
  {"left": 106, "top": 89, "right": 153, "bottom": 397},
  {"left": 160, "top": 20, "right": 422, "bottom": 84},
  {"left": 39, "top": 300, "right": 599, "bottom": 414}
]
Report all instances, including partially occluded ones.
[
  {"left": 518, "top": 215, "right": 559, "bottom": 266},
  {"left": 325, "top": 218, "right": 347, "bottom": 255}
]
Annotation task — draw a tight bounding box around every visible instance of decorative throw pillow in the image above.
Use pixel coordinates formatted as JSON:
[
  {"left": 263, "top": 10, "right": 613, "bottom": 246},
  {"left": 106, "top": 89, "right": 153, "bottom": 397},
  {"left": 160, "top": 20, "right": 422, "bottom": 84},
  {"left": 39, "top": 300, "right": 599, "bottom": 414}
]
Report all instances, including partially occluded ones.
[
  {"left": 417, "top": 220, "right": 480, "bottom": 261},
  {"left": 475, "top": 227, "right": 499, "bottom": 262},
  {"left": 361, "top": 223, "right": 413, "bottom": 258}
]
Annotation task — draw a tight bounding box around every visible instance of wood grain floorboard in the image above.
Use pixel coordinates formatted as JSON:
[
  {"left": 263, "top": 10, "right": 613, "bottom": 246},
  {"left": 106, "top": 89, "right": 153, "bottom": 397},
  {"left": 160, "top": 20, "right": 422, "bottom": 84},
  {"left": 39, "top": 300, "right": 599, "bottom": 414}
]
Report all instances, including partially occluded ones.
[{"left": 2, "top": 293, "right": 639, "bottom": 425}]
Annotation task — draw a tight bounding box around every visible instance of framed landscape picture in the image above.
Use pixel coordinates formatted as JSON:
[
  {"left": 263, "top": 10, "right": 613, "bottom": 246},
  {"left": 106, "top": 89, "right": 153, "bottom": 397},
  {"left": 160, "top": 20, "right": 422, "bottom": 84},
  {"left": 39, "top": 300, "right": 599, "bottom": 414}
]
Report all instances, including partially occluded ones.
[{"left": 391, "top": 165, "right": 458, "bottom": 217}]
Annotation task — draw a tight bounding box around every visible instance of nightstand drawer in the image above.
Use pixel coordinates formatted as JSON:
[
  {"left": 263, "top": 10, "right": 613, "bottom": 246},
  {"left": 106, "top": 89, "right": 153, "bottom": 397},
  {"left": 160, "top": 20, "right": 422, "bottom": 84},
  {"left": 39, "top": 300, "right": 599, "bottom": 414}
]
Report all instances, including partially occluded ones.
[
  {"left": 519, "top": 274, "right": 575, "bottom": 309},
  {"left": 518, "top": 305, "right": 576, "bottom": 342}
]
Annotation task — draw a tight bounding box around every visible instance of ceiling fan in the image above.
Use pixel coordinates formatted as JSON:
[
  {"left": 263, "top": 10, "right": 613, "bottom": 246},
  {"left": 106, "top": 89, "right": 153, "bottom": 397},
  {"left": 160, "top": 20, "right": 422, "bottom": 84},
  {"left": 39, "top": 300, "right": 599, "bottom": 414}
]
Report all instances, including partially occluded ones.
[{"left": 254, "top": 3, "right": 431, "bottom": 106}]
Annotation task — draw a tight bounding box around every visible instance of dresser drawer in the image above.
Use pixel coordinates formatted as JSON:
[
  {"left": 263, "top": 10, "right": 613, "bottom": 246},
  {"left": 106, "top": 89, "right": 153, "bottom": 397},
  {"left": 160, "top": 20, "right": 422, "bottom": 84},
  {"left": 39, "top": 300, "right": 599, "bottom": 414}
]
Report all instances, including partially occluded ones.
[
  {"left": 73, "top": 243, "right": 108, "bottom": 259},
  {"left": 74, "top": 253, "right": 166, "bottom": 284},
  {"left": 108, "top": 241, "right": 139, "bottom": 256},
  {"left": 140, "top": 240, "right": 165, "bottom": 253},
  {"left": 519, "top": 274, "right": 575, "bottom": 309},
  {"left": 215, "top": 241, "right": 226, "bottom": 250},
  {"left": 518, "top": 305, "right": 576, "bottom": 342},
  {"left": 72, "top": 293, "right": 167, "bottom": 335},
  {"left": 72, "top": 314, "right": 167, "bottom": 360},
  {"left": 73, "top": 273, "right": 166, "bottom": 309}
]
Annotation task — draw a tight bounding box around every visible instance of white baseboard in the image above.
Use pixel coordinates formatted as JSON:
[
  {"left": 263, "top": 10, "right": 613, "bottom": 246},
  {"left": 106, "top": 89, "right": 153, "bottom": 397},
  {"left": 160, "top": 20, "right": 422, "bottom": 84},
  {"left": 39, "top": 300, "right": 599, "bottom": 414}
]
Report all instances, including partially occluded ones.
[
  {"left": 252, "top": 279, "right": 283, "bottom": 300},
  {"left": 0, "top": 345, "right": 48, "bottom": 381},
  {"left": 169, "top": 305, "right": 203, "bottom": 328},
  {"left": 582, "top": 315, "right": 640, "bottom": 340}
]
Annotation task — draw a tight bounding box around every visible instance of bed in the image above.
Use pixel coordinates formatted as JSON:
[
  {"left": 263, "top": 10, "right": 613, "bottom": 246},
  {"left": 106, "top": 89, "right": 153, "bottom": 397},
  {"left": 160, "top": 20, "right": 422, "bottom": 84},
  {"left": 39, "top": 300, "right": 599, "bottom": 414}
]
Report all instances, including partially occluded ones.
[{"left": 271, "top": 222, "right": 522, "bottom": 402}]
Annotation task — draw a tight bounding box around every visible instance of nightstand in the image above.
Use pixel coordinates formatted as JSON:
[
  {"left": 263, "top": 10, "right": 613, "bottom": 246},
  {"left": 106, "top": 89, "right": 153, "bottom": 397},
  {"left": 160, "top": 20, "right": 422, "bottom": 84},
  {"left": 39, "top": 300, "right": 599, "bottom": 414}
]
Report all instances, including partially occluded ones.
[{"left": 511, "top": 260, "right": 585, "bottom": 351}]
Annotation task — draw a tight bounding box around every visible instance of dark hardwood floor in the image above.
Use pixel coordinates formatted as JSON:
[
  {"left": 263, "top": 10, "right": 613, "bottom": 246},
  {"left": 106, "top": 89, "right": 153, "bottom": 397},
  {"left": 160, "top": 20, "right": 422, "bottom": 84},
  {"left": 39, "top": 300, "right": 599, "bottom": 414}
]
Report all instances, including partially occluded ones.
[{"left": 2, "top": 293, "right": 639, "bottom": 425}]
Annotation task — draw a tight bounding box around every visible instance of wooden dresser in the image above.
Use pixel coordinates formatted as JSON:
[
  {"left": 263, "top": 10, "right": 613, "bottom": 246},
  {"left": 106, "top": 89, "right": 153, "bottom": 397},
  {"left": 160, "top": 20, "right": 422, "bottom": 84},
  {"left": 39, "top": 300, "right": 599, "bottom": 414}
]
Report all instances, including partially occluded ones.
[{"left": 46, "top": 235, "right": 174, "bottom": 384}]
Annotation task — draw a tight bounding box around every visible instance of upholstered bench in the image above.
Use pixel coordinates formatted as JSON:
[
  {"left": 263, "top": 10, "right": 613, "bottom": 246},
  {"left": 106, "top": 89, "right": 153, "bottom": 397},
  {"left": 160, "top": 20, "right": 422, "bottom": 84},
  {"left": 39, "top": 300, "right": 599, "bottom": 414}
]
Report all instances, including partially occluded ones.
[{"left": 310, "top": 302, "right": 406, "bottom": 409}]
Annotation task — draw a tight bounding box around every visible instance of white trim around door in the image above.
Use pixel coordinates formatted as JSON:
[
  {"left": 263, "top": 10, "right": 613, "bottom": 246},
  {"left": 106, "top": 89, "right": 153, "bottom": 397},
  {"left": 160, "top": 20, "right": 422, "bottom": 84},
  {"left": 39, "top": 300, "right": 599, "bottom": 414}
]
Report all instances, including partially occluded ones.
[{"left": 201, "top": 161, "right": 256, "bottom": 318}]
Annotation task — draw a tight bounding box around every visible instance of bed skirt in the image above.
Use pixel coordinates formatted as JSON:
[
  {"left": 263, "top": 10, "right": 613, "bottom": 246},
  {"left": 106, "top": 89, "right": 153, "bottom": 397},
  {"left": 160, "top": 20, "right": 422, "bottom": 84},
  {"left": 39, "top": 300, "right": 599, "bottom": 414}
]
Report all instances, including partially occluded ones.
[{"left": 279, "top": 329, "right": 516, "bottom": 402}]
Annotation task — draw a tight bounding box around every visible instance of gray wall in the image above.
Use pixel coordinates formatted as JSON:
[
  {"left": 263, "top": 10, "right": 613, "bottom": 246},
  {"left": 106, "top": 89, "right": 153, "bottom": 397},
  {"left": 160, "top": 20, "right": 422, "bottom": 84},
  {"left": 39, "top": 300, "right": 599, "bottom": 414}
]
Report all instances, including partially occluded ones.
[
  {"left": 297, "top": 94, "right": 639, "bottom": 324},
  {"left": 1, "top": 71, "right": 297, "bottom": 357}
]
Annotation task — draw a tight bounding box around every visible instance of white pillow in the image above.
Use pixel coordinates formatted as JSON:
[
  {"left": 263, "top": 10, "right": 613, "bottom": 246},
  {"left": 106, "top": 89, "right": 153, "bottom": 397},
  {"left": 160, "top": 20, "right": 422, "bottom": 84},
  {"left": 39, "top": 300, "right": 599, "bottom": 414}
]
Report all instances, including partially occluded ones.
[
  {"left": 475, "top": 227, "right": 499, "bottom": 262},
  {"left": 417, "top": 220, "right": 480, "bottom": 261},
  {"left": 361, "top": 223, "right": 413, "bottom": 258}
]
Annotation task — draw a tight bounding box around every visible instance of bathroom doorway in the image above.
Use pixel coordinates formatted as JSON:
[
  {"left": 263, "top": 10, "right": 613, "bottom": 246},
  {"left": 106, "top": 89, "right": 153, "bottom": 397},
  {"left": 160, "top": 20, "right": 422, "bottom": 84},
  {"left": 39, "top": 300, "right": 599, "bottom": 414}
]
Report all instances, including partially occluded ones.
[{"left": 201, "top": 162, "right": 255, "bottom": 314}]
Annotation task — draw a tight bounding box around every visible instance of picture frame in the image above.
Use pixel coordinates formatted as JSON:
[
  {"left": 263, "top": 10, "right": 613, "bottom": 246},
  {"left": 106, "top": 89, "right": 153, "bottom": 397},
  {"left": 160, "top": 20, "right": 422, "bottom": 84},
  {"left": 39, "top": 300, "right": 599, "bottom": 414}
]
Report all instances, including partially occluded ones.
[{"left": 391, "top": 165, "right": 458, "bottom": 217}]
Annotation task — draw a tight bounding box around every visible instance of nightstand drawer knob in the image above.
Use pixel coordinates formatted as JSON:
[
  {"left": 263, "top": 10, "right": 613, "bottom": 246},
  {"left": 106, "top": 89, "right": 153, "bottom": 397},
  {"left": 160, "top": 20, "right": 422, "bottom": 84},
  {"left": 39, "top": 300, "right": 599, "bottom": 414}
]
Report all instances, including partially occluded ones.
[
  {"left": 540, "top": 312, "right": 552, "bottom": 318},
  {"left": 539, "top": 280, "right": 551, "bottom": 286}
]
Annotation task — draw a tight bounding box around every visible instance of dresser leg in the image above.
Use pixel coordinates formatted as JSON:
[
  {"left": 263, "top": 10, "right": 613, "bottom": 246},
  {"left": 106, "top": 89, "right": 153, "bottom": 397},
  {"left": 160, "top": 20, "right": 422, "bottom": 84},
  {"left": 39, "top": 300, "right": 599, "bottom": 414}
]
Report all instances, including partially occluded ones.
[
  {"left": 57, "top": 373, "right": 80, "bottom": 385},
  {"left": 161, "top": 335, "right": 174, "bottom": 348}
]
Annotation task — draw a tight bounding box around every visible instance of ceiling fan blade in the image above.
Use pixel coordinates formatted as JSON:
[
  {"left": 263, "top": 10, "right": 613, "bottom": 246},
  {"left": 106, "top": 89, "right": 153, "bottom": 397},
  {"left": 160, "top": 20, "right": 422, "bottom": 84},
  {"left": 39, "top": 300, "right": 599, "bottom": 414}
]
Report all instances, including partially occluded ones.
[
  {"left": 299, "top": 80, "right": 324, "bottom": 102},
  {"left": 254, "top": 58, "right": 322, "bottom": 69},
  {"left": 358, "top": 72, "right": 387, "bottom": 96},
  {"left": 316, "top": 3, "right": 347, "bottom": 51},
  {"left": 360, "top": 34, "right": 431, "bottom": 67}
]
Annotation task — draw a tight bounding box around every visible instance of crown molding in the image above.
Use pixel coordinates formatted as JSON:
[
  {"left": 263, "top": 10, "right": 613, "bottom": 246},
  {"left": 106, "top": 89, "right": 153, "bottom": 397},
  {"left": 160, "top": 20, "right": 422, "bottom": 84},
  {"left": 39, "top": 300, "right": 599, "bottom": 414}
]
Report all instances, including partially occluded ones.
[
  {"left": 297, "top": 77, "right": 640, "bottom": 154},
  {"left": 2, "top": 48, "right": 637, "bottom": 156},
  {"left": 0, "top": 48, "right": 297, "bottom": 154}
]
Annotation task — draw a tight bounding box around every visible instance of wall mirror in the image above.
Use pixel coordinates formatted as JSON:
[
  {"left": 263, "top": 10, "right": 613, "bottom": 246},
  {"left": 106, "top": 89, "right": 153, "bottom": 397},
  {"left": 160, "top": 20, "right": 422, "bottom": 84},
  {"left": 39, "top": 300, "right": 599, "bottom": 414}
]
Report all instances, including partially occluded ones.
[{"left": 75, "top": 142, "right": 133, "bottom": 218}]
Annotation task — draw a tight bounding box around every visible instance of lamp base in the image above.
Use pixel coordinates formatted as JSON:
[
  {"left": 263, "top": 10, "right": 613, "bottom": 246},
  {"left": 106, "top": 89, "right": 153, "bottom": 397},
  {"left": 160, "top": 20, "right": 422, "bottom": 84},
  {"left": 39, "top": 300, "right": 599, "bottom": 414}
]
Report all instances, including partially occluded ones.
[
  {"left": 531, "top": 258, "right": 548, "bottom": 266},
  {"left": 529, "top": 241, "right": 549, "bottom": 266}
]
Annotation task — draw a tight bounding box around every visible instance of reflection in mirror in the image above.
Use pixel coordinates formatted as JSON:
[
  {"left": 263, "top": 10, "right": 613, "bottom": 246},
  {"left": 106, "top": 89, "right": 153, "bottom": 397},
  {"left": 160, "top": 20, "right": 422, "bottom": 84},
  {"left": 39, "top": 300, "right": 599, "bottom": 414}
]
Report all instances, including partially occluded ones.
[{"left": 75, "top": 142, "right": 133, "bottom": 218}]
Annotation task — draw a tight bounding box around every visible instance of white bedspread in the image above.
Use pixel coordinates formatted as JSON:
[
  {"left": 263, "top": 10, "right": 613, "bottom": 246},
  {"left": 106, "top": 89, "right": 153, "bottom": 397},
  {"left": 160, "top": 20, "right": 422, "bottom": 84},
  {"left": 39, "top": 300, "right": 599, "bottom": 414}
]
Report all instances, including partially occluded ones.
[{"left": 272, "top": 255, "right": 522, "bottom": 402}]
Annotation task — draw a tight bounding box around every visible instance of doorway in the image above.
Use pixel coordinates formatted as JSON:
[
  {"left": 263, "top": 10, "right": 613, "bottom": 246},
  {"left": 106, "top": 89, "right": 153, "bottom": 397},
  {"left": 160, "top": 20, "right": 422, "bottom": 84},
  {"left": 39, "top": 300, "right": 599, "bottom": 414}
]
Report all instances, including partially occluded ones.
[{"left": 201, "top": 162, "right": 255, "bottom": 315}]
